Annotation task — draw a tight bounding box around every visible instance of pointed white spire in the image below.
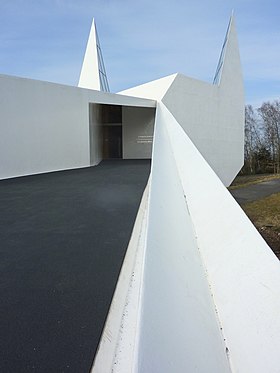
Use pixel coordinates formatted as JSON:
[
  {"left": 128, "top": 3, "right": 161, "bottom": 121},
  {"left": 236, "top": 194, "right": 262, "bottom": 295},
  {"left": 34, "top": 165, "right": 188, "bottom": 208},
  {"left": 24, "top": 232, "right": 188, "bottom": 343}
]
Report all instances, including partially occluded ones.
[
  {"left": 213, "top": 14, "right": 243, "bottom": 90},
  {"left": 78, "top": 19, "right": 109, "bottom": 92},
  {"left": 218, "top": 14, "right": 243, "bottom": 90}
]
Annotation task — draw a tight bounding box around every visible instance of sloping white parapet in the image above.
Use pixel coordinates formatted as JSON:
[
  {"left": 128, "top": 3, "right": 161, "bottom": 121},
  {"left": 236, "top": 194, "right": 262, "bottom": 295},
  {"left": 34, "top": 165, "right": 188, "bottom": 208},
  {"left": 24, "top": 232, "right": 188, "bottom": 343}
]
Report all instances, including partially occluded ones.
[
  {"left": 92, "top": 101, "right": 232, "bottom": 372},
  {"left": 118, "top": 74, "right": 177, "bottom": 101},
  {"left": 161, "top": 16, "right": 244, "bottom": 186},
  {"left": 94, "top": 102, "right": 280, "bottom": 372},
  {"left": 78, "top": 19, "right": 109, "bottom": 91},
  {"left": 91, "top": 183, "right": 150, "bottom": 373},
  {"left": 159, "top": 103, "right": 280, "bottom": 372},
  {"left": 137, "top": 104, "right": 231, "bottom": 373}
]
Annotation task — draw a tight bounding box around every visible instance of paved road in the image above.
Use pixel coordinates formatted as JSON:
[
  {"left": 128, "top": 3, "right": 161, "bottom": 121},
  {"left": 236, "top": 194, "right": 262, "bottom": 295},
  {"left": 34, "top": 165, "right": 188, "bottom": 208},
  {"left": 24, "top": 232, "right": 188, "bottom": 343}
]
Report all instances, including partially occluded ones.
[
  {"left": 0, "top": 160, "right": 150, "bottom": 373},
  {"left": 230, "top": 178, "right": 280, "bottom": 204}
]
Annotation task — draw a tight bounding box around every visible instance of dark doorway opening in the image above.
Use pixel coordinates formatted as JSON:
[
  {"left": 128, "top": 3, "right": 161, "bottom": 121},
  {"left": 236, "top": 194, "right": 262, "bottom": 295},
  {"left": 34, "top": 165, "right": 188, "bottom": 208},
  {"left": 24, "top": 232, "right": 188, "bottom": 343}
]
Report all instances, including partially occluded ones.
[
  {"left": 101, "top": 105, "right": 123, "bottom": 159},
  {"left": 103, "top": 125, "right": 123, "bottom": 159}
]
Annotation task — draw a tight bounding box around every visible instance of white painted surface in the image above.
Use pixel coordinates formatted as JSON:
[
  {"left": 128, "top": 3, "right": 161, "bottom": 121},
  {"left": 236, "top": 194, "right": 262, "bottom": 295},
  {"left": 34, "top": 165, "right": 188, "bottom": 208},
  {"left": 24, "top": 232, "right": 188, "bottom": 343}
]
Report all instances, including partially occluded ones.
[
  {"left": 122, "top": 106, "right": 155, "bottom": 159},
  {"left": 78, "top": 19, "right": 100, "bottom": 91},
  {"left": 0, "top": 74, "right": 155, "bottom": 179},
  {"left": 2, "top": 14, "right": 269, "bottom": 373},
  {"left": 118, "top": 16, "right": 244, "bottom": 186},
  {"left": 119, "top": 74, "right": 177, "bottom": 101},
  {"left": 89, "top": 104, "right": 103, "bottom": 165},
  {"left": 162, "top": 17, "right": 244, "bottom": 186},
  {"left": 137, "top": 104, "right": 231, "bottom": 372},
  {"left": 92, "top": 184, "right": 150, "bottom": 373},
  {"left": 97, "top": 101, "right": 280, "bottom": 373},
  {"left": 161, "top": 102, "right": 280, "bottom": 373},
  {"left": 0, "top": 75, "right": 90, "bottom": 179}
]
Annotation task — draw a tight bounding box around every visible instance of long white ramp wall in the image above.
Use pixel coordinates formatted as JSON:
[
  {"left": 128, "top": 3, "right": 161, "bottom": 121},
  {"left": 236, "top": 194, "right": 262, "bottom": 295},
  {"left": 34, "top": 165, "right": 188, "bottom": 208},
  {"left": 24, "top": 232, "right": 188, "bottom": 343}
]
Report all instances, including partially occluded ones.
[
  {"left": 137, "top": 105, "right": 231, "bottom": 372},
  {"left": 92, "top": 102, "right": 280, "bottom": 372},
  {"left": 160, "top": 102, "right": 280, "bottom": 372}
]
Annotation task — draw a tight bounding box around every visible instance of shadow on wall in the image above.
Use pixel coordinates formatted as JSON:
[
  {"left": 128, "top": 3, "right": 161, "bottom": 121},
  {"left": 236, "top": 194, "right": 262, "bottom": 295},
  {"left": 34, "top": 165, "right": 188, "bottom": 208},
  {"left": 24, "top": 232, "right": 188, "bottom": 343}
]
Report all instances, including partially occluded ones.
[{"left": 89, "top": 104, "right": 155, "bottom": 164}]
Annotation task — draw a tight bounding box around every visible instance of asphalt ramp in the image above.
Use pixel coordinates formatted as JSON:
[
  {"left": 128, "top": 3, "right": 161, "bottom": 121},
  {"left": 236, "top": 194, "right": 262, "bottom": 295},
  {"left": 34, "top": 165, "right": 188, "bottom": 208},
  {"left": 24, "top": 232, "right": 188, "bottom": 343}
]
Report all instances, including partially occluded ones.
[{"left": 0, "top": 160, "right": 150, "bottom": 373}]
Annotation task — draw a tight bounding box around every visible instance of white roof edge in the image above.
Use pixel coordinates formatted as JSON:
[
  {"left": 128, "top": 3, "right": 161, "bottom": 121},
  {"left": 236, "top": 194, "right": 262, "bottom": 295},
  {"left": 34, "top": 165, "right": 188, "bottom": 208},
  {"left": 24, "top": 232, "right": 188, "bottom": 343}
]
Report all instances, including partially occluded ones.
[
  {"left": 0, "top": 73, "right": 156, "bottom": 108},
  {"left": 118, "top": 73, "right": 178, "bottom": 101}
]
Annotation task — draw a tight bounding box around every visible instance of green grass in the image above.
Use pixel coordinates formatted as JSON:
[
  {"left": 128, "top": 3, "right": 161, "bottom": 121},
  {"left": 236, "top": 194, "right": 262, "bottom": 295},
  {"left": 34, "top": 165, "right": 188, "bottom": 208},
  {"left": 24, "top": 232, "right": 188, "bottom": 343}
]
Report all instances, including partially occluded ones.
[
  {"left": 242, "top": 192, "right": 280, "bottom": 232},
  {"left": 229, "top": 173, "right": 280, "bottom": 190}
]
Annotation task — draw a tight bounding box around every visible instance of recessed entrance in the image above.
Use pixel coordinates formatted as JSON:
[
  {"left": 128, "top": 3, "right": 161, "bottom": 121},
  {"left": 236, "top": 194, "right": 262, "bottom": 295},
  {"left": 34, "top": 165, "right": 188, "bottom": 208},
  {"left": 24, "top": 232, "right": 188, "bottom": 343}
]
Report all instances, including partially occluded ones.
[
  {"left": 89, "top": 103, "right": 155, "bottom": 164},
  {"left": 103, "top": 125, "right": 122, "bottom": 159},
  {"left": 101, "top": 104, "right": 123, "bottom": 159}
]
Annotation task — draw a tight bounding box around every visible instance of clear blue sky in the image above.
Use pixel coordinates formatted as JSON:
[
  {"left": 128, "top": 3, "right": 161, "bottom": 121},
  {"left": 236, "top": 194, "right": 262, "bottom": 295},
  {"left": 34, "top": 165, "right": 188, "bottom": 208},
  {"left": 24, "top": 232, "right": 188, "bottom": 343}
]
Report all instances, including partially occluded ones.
[{"left": 0, "top": 0, "right": 279, "bottom": 107}]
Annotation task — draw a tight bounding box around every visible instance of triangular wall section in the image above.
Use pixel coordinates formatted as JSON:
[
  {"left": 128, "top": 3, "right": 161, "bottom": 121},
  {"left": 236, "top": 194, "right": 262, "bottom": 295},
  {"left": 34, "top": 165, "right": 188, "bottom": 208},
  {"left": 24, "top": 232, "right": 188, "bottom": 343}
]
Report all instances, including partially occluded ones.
[{"left": 118, "top": 74, "right": 177, "bottom": 101}]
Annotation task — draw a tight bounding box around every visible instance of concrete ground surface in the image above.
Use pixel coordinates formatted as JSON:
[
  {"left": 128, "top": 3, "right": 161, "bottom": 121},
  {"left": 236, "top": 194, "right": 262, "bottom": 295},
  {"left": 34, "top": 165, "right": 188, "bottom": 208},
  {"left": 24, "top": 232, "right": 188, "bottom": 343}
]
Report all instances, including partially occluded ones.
[
  {"left": 230, "top": 178, "right": 280, "bottom": 204},
  {"left": 0, "top": 160, "right": 150, "bottom": 373}
]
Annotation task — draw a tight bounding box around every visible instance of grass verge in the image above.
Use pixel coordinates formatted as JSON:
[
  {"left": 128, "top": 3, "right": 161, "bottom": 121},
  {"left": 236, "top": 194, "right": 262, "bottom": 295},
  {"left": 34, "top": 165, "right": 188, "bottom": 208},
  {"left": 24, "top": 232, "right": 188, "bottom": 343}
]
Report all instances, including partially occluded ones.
[
  {"left": 242, "top": 193, "right": 280, "bottom": 231},
  {"left": 229, "top": 173, "right": 280, "bottom": 190},
  {"left": 242, "top": 193, "right": 280, "bottom": 258}
]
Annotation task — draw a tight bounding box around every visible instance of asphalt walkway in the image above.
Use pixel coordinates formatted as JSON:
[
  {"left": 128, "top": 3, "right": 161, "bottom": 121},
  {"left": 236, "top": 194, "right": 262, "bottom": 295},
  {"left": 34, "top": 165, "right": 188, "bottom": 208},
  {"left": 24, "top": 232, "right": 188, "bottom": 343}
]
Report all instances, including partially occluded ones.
[
  {"left": 230, "top": 178, "right": 280, "bottom": 204},
  {"left": 0, "top": 160, "right": 150, "bottom": 373}
]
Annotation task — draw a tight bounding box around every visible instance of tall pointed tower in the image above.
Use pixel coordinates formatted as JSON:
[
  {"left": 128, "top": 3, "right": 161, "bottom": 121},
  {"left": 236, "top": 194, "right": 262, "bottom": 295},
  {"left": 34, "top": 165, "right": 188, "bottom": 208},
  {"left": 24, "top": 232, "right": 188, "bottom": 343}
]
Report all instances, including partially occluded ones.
[{"left": 78, "top": 19, "right": 109, "bottom": 92}]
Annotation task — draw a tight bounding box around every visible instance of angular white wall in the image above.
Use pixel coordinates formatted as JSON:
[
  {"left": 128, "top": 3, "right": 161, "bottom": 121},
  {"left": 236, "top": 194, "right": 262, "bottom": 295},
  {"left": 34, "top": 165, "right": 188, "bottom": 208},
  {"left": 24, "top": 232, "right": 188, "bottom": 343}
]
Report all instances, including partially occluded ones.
[
  {"left": 119, "top": 74, "right": 177, "bottom": 101},
  {"left": 122, "top": 106, "right": 155, "bottom": 159},
  {"left": 137, "top": 104, "right": 231, "bottom": 372},
  {"left": 151, "top": 103, "right": 280, "bottom": 373},
  {"left": 162, "top": 72, "right": 244, "bottom": 186},
  {"left": 0, "top": 74, "right": 155, "bottom": 179},
  {"left": 92, "top": 103, "right": 280, "bottom": 372},
  {"left": 89, "top": 103, "right": 103, "bottom": 166},
  {"left": 0, "top": 75, "right": 90, "bottom": 179},
  {"left": 118, "top": 16, "right": 244, "bottom": 186}
]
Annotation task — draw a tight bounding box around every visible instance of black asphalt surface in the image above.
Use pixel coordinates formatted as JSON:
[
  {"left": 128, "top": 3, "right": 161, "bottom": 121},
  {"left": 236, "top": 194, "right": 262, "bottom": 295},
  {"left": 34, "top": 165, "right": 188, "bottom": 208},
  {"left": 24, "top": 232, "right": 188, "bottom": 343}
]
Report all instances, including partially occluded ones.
[
  {"left": 0, "top": 160, "right": 150, "bottom": 373},
  {"left": 230, "top": 178, "right": 280, "bottom": 204}
]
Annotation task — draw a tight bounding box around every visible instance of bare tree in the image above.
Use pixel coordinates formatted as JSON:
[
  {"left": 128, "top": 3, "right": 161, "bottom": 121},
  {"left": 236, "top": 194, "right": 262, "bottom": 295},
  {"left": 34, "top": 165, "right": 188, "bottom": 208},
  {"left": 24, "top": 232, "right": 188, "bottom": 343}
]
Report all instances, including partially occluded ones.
[
  {"left": 244, "top": 105, "right": 262, "bottom": 173},
  {"left": 258, "top": 100, "right": 280, "bottom": 172}
]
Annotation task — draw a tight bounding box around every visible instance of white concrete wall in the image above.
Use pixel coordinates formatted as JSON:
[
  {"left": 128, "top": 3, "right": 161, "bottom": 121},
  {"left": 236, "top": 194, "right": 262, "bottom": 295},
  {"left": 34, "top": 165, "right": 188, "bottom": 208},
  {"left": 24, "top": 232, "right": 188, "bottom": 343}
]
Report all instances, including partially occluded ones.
[
  {"left": 119, "top": 74, "right": 177, "bottom": 101},
  {"left": 122, "top": 106, "right": 155, "bottom": 159},
  {"left": 162, "top": 18, "right": 245, "bottom": 189},
  {"left": 89, "top": 104, "right": 103, "bottom": 165},
  {"left": 120, "top": 16, "right": 244, "bottom": 186},
  {"left": 92, "top": 102, "right": 280, "bottom": 372},
  {"left": 0, "top": 74, "right": 155, "bottom": 179},
  {"left": 0, "top": 75, "right": 90, "bottom": 179},
  {"left": 137, "top": 104, "right": 231, "bottom": 372},
  {"left": 161, "top": 102, "right": 280, "bottom": 372},
  {"left": 162, "top": 73, "right": 244, "bottom": 186}
]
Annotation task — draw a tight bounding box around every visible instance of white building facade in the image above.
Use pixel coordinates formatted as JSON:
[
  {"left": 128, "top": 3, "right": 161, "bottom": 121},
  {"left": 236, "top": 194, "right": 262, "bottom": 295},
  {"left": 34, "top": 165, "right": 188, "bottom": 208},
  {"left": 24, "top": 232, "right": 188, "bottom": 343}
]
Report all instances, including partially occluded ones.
[{"left": 1, "top": 15, "right": 280, "bottom": 373}]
